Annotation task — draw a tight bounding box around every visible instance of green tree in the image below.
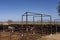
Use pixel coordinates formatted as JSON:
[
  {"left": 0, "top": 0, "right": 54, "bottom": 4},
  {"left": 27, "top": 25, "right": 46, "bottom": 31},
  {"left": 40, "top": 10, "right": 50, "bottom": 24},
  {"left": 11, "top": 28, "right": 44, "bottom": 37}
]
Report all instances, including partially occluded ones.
[{"left": 58, "top": 1, "right": 60, "bottom": 16}]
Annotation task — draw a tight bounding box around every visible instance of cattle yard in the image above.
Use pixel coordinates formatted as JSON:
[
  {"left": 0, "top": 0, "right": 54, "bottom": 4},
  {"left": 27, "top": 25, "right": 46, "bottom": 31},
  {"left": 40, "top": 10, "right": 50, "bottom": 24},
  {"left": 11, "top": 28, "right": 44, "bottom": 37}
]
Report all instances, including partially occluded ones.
[{"left": 0, "top": 12, "right": 60, "bottom": 40}]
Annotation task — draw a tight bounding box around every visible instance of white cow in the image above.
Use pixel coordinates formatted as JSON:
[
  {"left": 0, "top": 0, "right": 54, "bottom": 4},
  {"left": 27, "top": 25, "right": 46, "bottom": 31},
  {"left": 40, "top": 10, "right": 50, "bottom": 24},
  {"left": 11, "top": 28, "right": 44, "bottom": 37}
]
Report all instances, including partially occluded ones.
[{"left": 8, "top": 26, "right": 15, "bottom": 32}]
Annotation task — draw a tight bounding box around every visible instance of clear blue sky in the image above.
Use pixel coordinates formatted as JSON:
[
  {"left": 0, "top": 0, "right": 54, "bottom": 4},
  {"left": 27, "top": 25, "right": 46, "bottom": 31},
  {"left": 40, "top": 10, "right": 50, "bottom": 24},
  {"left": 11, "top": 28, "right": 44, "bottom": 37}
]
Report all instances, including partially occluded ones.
[{"left": 0, "top": 0, "right": 59, "bottom": 22}]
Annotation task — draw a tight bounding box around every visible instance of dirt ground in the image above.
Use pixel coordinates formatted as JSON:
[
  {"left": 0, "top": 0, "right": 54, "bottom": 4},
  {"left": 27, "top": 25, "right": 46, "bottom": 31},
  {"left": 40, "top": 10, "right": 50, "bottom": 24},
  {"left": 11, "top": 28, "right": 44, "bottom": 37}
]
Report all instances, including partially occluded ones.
[
  {"left": 41, "top": 33, "right": 60, "bottom": 40},
  {"left": 0, "top": 32, "right": 42, "bottom": 40},
  {"left": 0, "top": 32, "right": 60, "bottom": 40}
]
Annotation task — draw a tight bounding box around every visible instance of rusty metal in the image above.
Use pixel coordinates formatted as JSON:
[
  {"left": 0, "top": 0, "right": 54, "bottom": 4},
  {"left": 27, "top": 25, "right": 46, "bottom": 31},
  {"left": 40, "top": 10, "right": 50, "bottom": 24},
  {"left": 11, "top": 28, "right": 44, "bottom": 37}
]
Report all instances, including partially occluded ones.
[
  {"left": 54, "top": 19, "right": 57, "bottom": 34},
  {"left": 33, "top": 16, "right": 35, "bottom": 33},
  {"left": 26, "top": 12, "right": 28, "bottom": 32},
  {"left": 50, "top": 16, "right": 52, "bottom": 34},
  {"left": 41, "top": 14, "right": 43, "bottom": 35},
  {"left": 33, "top": 15, "right": 52, "bottom": 35},
  {"left": 22, "top": 15, "right": 23, "bottom": 33},
  {"left": 22, "top": 12, "right": 52, "bottom": 35},
  {"left": 33, "top": 15, "right": 43, "bottom": 35},
  {"left": 32, "top": 16, "right": 35, "bottom": 34},
  {"left": 54, "top": 19, "right": 60, "bottom": 34}
]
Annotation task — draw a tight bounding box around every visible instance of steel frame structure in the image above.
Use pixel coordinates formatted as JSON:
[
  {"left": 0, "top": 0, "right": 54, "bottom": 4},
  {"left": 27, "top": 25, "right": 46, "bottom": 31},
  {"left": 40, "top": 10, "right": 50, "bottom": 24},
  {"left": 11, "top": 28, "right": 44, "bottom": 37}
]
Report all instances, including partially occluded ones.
[
  {"left": 54, "top": 19, "right": 60, "bottom": 34},
  {"left": 22, "top": 12, "right": 52, "bottom": 35},
  {"left": 34, "top": 16, "right": 52, "bottom": 34}
]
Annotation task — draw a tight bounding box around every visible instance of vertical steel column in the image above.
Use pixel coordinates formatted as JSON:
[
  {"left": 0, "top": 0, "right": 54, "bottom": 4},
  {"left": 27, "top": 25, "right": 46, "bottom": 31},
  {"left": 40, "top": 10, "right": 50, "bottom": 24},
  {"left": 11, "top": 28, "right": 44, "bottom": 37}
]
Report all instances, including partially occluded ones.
[
  {"left": 54, "top": 20, "right": 57, "bottom": 34},
  {"left": 21, "top": 15, "right": 24, "bottom": 40},
  {"left": 22, "top": 15, "right": 24, "bottom": 34},
  {"left": 33, "top": 16, "right": 35, "bottom": 34},
  {"left": 33, "top": 16, "right": 34, "bottom": 27},
  {"left": 22, "top": 15, "right": 23, "bottom": 32},
  {"left": 26, "top": 12, "right": 28, "bottom": 32},
  {"left": 50, "top": 16, "right": 52, "bottom": 34},
  {"left": 41, "top": 14, "right": 43, "bottom": 35}
]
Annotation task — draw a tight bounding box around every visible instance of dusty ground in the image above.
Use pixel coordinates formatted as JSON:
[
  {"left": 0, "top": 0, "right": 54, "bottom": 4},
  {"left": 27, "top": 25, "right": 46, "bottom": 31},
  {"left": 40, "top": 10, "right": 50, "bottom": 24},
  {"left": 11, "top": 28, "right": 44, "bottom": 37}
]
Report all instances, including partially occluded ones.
[
  {"left": 0, "top": 32, "right": 60, "bottom": 40},
  {"left": 41, "top": 33, "right": 60, "bottom": 40},
  {"left": 0, "top": 32, "right": 42, "bottom": 40}
]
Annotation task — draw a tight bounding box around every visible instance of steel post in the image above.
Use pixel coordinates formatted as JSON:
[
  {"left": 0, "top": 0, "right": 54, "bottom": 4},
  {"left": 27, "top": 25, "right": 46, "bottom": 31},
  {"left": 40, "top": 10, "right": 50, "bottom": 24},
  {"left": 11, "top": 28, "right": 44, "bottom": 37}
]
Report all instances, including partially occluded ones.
[
  {"left": 50, "top": 16, "right": 52, "bottom": 34},
  {"left": 26, "top": 12, "right": 28, "bottom": 32},
  {"left": 41, "top": 14, "right": 43, "bottom": 35}
]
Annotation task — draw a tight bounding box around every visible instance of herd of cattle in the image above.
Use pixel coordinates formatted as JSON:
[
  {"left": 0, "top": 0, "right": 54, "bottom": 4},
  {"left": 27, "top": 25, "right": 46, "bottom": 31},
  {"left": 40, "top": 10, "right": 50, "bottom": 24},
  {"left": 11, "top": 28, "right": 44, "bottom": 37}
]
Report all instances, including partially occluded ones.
[{"left": 0, "top": 24, "right": 60, "bottom": 34}]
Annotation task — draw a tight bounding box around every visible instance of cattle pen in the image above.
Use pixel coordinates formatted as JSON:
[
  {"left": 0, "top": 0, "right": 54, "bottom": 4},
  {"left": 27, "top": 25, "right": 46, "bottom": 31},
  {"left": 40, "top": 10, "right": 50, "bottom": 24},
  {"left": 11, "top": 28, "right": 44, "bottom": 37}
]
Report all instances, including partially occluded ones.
[{"left": 0, "top": 12, "right": 60, "bottom": 40}]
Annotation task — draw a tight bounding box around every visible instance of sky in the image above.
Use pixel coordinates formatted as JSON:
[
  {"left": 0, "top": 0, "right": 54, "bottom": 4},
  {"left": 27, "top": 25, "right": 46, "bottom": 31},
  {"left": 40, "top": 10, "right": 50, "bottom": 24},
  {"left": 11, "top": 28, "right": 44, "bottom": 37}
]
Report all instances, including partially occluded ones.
[{"left": 0, "top": 0, "right": 60, "bottom": 22}]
